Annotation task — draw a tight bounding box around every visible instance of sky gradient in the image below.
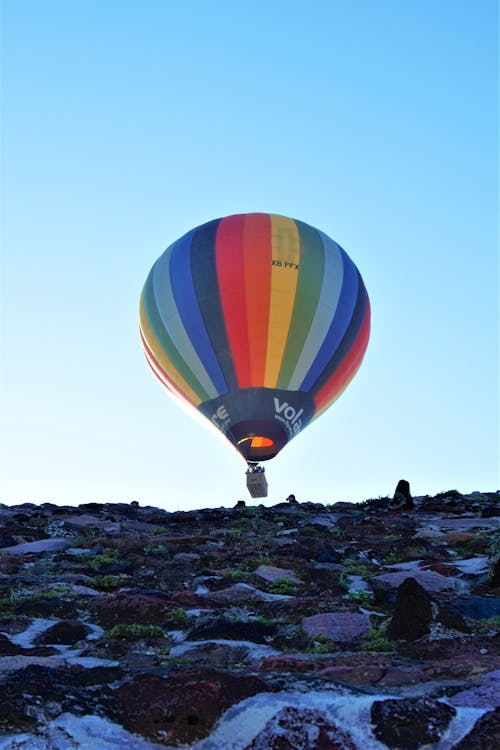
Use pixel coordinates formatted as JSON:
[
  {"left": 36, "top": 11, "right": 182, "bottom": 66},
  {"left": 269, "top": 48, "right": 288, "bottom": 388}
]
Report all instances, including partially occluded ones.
[{"left": 1, "top": 0, "right": 498, "bottom": 510}]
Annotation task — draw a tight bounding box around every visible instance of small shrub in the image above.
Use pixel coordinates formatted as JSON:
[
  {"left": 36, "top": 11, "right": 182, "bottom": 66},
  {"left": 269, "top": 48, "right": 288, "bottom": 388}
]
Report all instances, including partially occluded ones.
[
  {"left": 307, "top": 635, "right": 336, "bottom": 654},
  {"left": 362, "top": 626, "right": 392, "bottom": 652},
  {"left": 347, "top": 589, "right": 374, "bottom": 607},
  {"left": 270, "top": 577, "right": 300, "bottom": 595},
  {"left": 434, "top": 489, "right": 461, "bottom": 499},
  {"left": 144, "top": 544, "right": 168, "bottom": 555},
  {"left": 93, "top": 575, "right": 123, "bottom": 591},
  {"left": 342, "top": 558, "right": 369, "bottom": 576},
  {"left": 0, "top": 595, "right": 20, "bottom": 613},
  {"left": 89, "top": 551, "right": 119, "bottom": 571},
  {"left": 106, "top": 624, "right": 165, "bottom": 640},
  {"left": 163, "top": 608, "right": 193, "bottom": 628}
]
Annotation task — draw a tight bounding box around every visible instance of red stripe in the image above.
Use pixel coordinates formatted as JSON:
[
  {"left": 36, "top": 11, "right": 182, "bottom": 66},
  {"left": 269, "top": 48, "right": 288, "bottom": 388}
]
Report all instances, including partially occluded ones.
[
  {"left": 244, "top": 214, "right": 272, "bottom": 386},
  {"left": 215, "top": 215, "right": 251, "bottom": 387},
  {"left": 313, "top": 302, "right": 371, "bottom": 414}
]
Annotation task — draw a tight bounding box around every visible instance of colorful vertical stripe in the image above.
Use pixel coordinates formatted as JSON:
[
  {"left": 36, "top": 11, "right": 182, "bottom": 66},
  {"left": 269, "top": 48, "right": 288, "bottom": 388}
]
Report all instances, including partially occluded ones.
[{"left": 139, "top": 212, "right": 370, "bottom": 433}]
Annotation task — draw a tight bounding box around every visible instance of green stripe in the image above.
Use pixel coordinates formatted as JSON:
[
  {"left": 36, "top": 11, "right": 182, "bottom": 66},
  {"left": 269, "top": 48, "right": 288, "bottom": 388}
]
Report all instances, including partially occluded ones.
[
  {"left": 277, "top": 221, "right": 325, "bottom": 388},
  {"left": 142, "top": 267, "right": 211, "bottom": 402}
]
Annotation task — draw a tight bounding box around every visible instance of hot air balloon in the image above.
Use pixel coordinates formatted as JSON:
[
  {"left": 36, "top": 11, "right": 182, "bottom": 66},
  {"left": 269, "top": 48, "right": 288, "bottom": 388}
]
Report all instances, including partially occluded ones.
[{"left": 139, "top": 213, "right": 370, "bottom": 497}]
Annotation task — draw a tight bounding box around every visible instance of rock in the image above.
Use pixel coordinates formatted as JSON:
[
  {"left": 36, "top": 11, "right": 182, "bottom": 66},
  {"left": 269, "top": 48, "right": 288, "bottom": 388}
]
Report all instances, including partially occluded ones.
[
  {"left": 207, "top": 583, "right": 293, "bottom": 603},
  {"left": 412, "top": 527, "right": 445, "bottom": 541},
  {"left": 452, "top": 707, "right": 500, "bottom": 749},
  {"left": 0, "top": 538, "right": 72, "bottom": 554},
  {"left": 14, "top": 596, "right": 78, "bottom": 619},
  {"left": 0, "top": 664, "right": 121, "bottom": 732},
  {"left": 448, "top": 670, "right": 500, "bottom": 708},
  {"left": 254, "top": 565, "right": 301, "bottom": 584},
  {"left": 389, "top": 480, "right": 414, "bottom": 511},
  {"left": 387, "top": 577, "right": 432, "bottom": 641},
  {"left": 302, "top": 612, "right": 371, "bottom": 643},
  {"left": 0, "top": 633, "right": 25, "bottom": 656},
  {"left": 93, "top": 593, "right": 172, "bottom": 627},
  {"left": 242, "top": 706, "right": 356, "bottom": 749},
  {"left": 0, "top": 493, "right": 498, "bottom": 749},
  {"left": 188, "top": 617, "right": 277, "bottom": 644},
  {"left": 317, "top": 664, "right": 385, "bottom": 685},
  {"left": 371, "top": 569, "right": 459, "bottom": 602},
  {"left": 33, "top": 619, "right": 93, "bottom": 645},
  {"left": 451, "top": 595, "right": 500, "bottom": 620},
  {"left": 116, "top": 669, "right": 269, "bottom": 745},
  {"left": 370, "top": 697, "right": 456, "bottom": 749}
]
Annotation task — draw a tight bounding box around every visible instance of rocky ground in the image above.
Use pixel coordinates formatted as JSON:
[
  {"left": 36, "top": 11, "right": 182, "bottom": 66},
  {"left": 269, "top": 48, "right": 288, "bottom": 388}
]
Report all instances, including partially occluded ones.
[{"left": 0, "top": 488, "right": 498, "bottom": 749}]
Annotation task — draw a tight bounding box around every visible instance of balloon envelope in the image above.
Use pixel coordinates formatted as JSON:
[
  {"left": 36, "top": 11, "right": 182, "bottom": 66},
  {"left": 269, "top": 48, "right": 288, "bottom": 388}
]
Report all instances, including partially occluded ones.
[{"left": 140, "top": 213, "right": 370, "bottom": 462}]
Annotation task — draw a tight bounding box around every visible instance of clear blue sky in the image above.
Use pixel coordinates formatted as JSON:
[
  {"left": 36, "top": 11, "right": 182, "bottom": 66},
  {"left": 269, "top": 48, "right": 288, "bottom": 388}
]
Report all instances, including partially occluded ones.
[{"left": 1, "top": 1, "right": 498, "bottom": 510}]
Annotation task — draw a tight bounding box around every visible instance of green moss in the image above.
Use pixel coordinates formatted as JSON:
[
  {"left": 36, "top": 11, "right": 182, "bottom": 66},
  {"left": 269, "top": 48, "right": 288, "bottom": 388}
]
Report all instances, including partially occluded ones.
[
  {"left": 107, "top": 623, "right": 165, "bottom": 640},
  {"left": 144, "top": 544, "right": 168, "bottom": 555},
  {"left": 163, "top": 608, "right": 193, "bottom": 628},
  {"left": 361, "top": 626, "right": 393, "bottom": 652},
  {"left": 270, "top": 577, "right": 300, "bottom": 595},
  {"left": 89, "top": 551, "right": 119, "bottom": 571},
  {"left": 342, "top": 558, "right": 369, "bottom": 576},
  {"left": 306, "top": 635, "right": 336, "bottom": 654},
  {"left": 0, "top": 595, "right": 20, "bottom": 613},
  {"left": 434, "top": 489, "right": 462, "bottom": 499},
  {"left": 347, "top": 589, "right": 374, "bottom": 607},
  {"left": 93, "top": 575, "right": 123, "bottom": 591}
]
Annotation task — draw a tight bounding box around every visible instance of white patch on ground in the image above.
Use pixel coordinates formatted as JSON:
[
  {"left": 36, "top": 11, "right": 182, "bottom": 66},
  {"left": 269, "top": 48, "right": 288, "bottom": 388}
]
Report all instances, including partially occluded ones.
[
  {"left": 193, "top": 691, "right": 490, "bottom": 750},
  {"left": 169, "top": 639, "right": 280, "bottom": 661},
  {"left": 0, "top": 693, "right": 489, "bottom": 749},
  {"left": 0, "top": 713, "right": 165, "bottom": 749},
  {"left": 166, "top": 629, "right": 186, "bottom": 643},
  {"left": 65, "top": 656, "right": 120, "bottom": 668},
  {"left": 5, "top": 618, "right": 59, "bottom": 648},
  {"left": 383, "top": 560, "right": 422, "bottom": 571},
  {"left": 347, "top": 574, "right": 371, "bottom": 593},
  {"left": 452, "top": 556, "right": 489, "bottom": 574},
  {"left": 194, "top": 585, "right": 210, "bottom": 595},
  {"left": 216, "top": 583, "right": 294, "bottom": 601}
]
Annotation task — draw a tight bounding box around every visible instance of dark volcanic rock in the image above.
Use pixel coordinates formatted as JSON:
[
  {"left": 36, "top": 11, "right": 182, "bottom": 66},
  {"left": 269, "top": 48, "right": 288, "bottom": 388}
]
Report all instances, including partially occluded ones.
[
  {"left": 0, "top": 664, "right": 121, "bottom": 732},
  {"left": 0, "top": 632, "right": 25, "bottom": 655},
  {"left": 302, "top": 612, "right": 371, "bottom": 644},
  {"left": 0, "top": 490, "right": 497, "bottom": 748},
  {"left": 188, "top": 617, "right": 277, "bottom": 644},
  {"left": 116, "top": 669, "right": 270, "bottom": 745},
  {"left": 33, "top": 619, "right": 92, "bottom": 645},
  {"left": 93, "top": 592, "right": 172, "bottom": 627},
  {"left": 453, "top": 707, "right": 500, "bottom": 749},
  {"left": 370, "top": 697, "right": 456, "bottom": 749},
  {"left": 14, "top": 595, "right": 78, "bottom": 619},
  {"left": 389, "top": 479, "right": 414, "bottom": 510},
  {"left": 451, "top": 594, "right": 500, "bottom": 620},
  {"left": 243, "top": 706, "right": 356, "bottom": 749},
  {"left": 387, "top": 577, "right": 432, "bottom": 641}
]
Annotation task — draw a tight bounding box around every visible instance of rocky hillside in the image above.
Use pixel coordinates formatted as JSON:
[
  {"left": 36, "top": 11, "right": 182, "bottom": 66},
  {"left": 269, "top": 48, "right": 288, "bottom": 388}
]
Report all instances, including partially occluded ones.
[{"left": 0, "top": 489, "right": 498, "bottom": 749}]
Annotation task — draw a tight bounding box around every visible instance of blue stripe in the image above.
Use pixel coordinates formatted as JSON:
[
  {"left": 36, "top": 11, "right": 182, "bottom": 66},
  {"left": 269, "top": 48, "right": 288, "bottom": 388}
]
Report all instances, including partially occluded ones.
[
  {"left": 300, "top": 248, "right": 359, "bottom": 391},
  {"left": 169, "top": 230, "right": 228, "bottom": 395}
]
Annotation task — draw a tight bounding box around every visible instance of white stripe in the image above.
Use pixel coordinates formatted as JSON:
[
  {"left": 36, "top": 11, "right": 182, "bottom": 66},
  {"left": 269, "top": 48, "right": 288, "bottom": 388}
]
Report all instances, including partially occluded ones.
[
  {"left": 153, "top": 244, "right": 218, "bottom": 399},
  {"left": 287, "top": 232, "right": 344, "bottom": 390}
]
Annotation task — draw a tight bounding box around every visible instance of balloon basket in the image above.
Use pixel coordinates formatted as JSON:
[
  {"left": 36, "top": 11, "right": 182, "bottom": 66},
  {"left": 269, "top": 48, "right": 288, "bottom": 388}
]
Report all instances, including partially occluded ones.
[{"left": 246, "top": 464, "right": 268, "bottom": 498}]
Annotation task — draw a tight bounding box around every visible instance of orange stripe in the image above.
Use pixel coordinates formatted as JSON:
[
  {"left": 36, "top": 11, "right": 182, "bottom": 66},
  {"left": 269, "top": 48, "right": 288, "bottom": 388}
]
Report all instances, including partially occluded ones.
[
  {"left": 244, "top": 214, "right": 272, "bottom": 386},
  {"left": 313, "top": 303, "right": 370, "bottom": 415},
  {"left": 215, "top": 215, "right": 251, "bottom": 387}
]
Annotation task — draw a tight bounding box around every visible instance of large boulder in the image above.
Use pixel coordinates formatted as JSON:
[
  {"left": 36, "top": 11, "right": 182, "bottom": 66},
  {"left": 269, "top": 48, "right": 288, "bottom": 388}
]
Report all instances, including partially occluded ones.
[{"left": 370, "top": 697, "right": 456, "bottom": 749}]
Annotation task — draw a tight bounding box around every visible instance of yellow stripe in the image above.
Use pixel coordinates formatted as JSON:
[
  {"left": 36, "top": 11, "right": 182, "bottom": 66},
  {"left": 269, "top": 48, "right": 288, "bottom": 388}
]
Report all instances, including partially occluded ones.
[
  {"left": 139, "top": 298, "right": 202, "bottom": 406},
  {"left": 264, "top": 215, "right": 301, "bottom": 386}
]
